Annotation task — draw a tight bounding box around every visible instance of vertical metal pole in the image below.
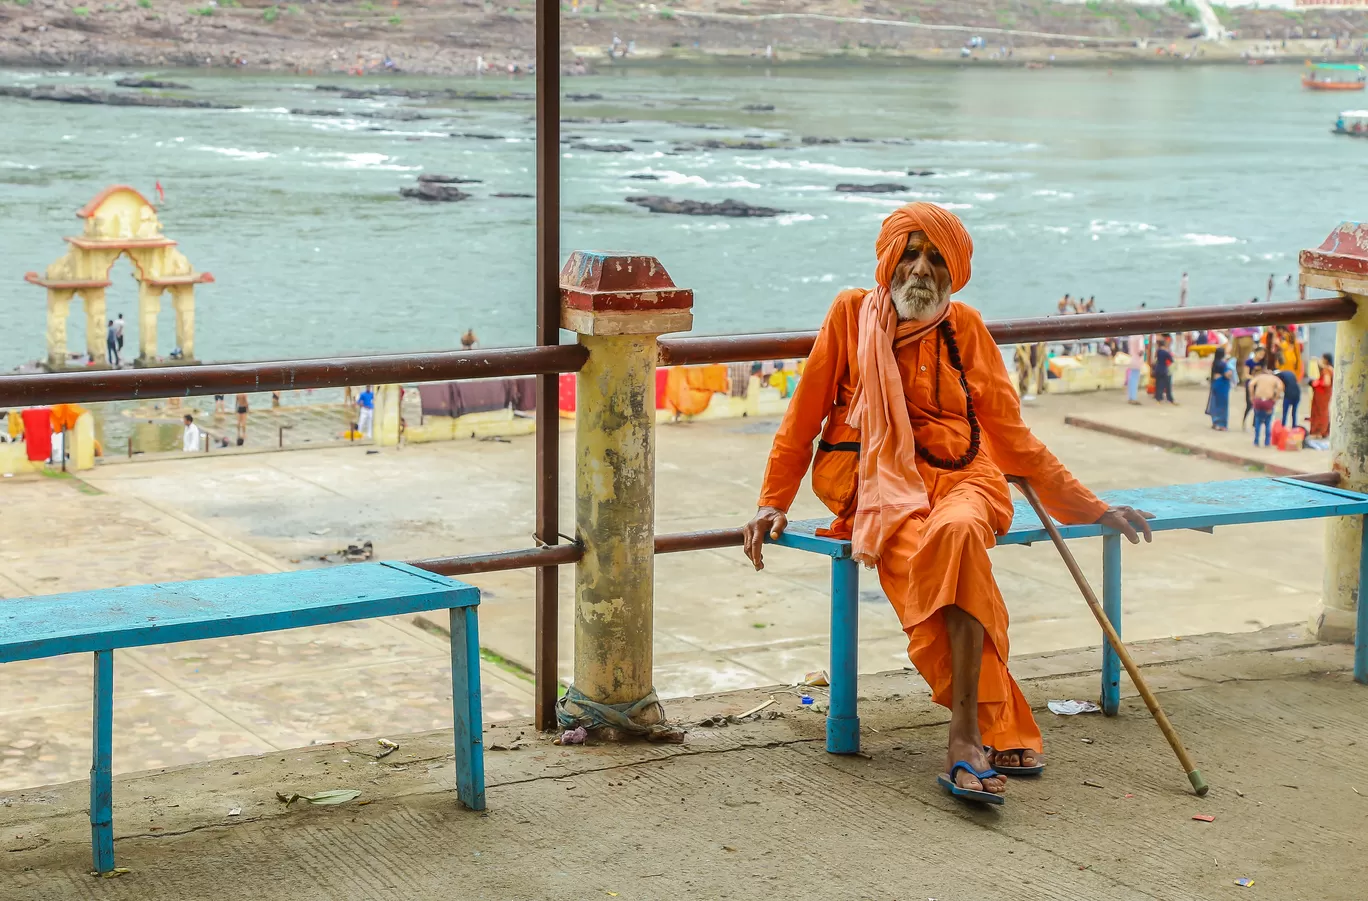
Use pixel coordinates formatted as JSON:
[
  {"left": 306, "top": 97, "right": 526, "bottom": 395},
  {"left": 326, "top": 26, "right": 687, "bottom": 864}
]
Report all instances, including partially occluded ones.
[
  {"left": 1356, "top": 514, "right": 1368, "bottom": 684},
  {"left": 1101, "top": 534, "right": 1122, "bottom": 715},
  {"left": 826, "top": 555, "right": 860, "bottom": 754},
  {"left": 90, "top": 649, "right": 114, "bottom": 873},
  {"left": 534, "top": 0, "right": 562, "bottom": 731}
]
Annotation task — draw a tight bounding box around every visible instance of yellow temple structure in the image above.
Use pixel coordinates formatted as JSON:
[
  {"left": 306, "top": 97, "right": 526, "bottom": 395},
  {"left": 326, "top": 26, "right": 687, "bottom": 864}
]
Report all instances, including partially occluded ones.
[{"left": 24, "top": 185, "right": 213, "bottom": 370}]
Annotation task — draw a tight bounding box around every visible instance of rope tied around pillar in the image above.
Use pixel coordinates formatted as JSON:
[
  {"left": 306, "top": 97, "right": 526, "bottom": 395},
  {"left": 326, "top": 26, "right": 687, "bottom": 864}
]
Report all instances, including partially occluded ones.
[{"left": 554, "top": 686, "right": 676, "bottom": 739}]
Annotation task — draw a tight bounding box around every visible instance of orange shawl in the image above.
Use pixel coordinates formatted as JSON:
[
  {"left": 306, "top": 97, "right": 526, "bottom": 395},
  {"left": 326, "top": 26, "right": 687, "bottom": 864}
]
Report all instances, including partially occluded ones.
[{"left": 846, "top": 202, "right": 975, "bottom": 567}]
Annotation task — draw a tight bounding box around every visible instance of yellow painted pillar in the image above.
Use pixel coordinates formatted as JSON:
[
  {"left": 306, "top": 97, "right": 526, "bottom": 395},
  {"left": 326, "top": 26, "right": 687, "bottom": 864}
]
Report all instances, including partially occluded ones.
[
  {"left": 375, "top": 384, "right": 401, "bottom": 447},
  {"left": 81, "top": 287, "right": 109, "bottom": 366},
  {"left": 70, "top": 412, "right": 96, "bottom": 472},
  {"left": 137, "top": 282, "right": 162, "bottom": 365},
  {"left": 170, "top": 285, "right": 196, "bottom": 360},
  {"left": 557, "top": 251, "right": 693, "bottom": 735},
  {"left": 46, "top": 289, "right": 73, "bottom": 370},
  {"left": 1302, "top": 224, "right": 1368, "bottom": 641}
]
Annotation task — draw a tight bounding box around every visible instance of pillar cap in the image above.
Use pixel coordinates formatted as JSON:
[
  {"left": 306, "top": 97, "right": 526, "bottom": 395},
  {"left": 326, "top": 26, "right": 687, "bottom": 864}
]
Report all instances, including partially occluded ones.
[
  {"left": 560, "top": 251, "right": 694, "bottom": 337},
  {"left": 1300, "top": 222, "right": 1368, "bottom": 295}
]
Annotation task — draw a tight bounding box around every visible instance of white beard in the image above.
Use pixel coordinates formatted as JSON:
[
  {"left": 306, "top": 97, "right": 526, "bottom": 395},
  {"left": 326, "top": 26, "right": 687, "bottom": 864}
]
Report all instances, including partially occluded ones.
[{"left": 890, "top": 278, "right": 947, "bottom": 322}]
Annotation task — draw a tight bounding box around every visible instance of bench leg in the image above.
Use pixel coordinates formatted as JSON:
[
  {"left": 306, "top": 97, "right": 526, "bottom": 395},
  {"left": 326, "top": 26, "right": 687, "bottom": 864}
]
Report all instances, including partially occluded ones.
[
  {"left": 1101, "top": 534, "right": 1122, "bottom": 716},
  {"left": 1356, "top": 514, "right": 1368, "bottom": 685},
  {"left": 826, "top": 556, "right": 860, "bottom": 755},
  {"left": 90, "top": 650, "right": 115, "bottom": 874},
  {"left": 448, "top": 606, "right": 486, "bottom": 811}
]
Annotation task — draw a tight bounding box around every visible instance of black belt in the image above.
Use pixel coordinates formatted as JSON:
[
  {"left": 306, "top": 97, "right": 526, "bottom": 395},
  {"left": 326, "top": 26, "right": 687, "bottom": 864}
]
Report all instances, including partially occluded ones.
[{"left": 818, "top": 440, "right": 861, "bottom": 453}]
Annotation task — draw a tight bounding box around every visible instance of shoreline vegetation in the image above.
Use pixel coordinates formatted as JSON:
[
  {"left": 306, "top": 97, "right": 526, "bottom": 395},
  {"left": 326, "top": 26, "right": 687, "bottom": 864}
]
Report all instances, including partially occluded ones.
[{"left": 0, "top": 0, "right": 1365, "bottom": 78}]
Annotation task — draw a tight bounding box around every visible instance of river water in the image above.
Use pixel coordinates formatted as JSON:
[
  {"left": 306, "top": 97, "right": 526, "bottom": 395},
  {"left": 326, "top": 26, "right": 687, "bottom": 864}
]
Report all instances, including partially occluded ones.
[{"left": 0, "top": 64, "right": 1358, "bottom": 372}]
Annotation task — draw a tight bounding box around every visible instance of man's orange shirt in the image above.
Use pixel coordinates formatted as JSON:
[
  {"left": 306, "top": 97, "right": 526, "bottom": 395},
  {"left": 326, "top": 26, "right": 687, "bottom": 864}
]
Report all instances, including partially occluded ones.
[{"left": 759, "top": 291, "right": 1107, "bottom": 529}]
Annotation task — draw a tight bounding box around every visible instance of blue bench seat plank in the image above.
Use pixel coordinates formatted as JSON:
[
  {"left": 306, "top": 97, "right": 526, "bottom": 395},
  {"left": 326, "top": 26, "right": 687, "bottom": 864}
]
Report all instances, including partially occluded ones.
[
  {"left": 0, "top": 562, "right": 478, "bottom": 664},
  {"left": 774, "top": 477, "right": 1368, "bottom": 554}
]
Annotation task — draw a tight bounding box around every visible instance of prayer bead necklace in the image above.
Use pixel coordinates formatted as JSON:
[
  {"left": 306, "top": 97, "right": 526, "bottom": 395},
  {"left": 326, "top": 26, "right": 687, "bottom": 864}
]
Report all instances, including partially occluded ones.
[{"left": 916, "top": 319, "right": 981, "bottom": 471}]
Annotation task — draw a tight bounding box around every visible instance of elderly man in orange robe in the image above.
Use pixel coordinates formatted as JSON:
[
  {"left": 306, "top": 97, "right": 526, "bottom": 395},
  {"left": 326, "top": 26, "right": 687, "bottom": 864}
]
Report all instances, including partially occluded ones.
[{"left": 743, "top": 202, "right": 1151, "bottom": 803}]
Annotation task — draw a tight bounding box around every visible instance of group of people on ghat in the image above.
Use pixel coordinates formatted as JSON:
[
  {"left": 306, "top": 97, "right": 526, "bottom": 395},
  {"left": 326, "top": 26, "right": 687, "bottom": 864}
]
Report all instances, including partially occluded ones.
[
  {"left": 742, "top": 202, "right": 1153, "bottom": 805},
  {"left": 1201, "top": 325, "right": 1333, "bottom": 447}
]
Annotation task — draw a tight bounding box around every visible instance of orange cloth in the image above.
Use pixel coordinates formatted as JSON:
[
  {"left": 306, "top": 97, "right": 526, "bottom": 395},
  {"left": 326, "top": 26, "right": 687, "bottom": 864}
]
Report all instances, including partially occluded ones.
[
  {"left": 759, "top": 295, "right": 1107, "bottom": 753},
  {"left": 664, "top": 364, "right": 729, "bottom": 416},
  {"left": 874, "top": 202, "right": 973, "bottom": 292},
  {"left": 847, "top": 291, "right": 949, "bottom": 566},
  {"left": 49, "top": 403, "right": 86, "bottom": 433}
]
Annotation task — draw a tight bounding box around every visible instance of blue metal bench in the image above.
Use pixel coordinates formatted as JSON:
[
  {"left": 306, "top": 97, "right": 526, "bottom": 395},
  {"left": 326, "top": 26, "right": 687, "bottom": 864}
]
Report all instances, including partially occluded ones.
[
  {"left": 770, "top": 477, "right": 1368, "bottom": 756},
  {"left": 0, "top": 561, "right": 484, "bottom": 874}
]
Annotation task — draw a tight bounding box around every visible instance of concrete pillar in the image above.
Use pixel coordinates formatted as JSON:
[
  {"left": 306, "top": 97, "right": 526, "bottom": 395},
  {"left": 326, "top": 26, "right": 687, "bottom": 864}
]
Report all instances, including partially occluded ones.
[
  {"left": 46, "top": 289, "right": 74, "bottom": 370},
  {"left": 70, "top": 412, "right": 96, "bottom": 472},
  {"left": 137, "top": 282, "right": 162, "bottom": 365},
  {"left": 557, "top": 251, "right": 694, "bottom": 733},
  {"left": 1302, "top": 223, "right": 1368, "bottom": 641},
  {"left": 375, "top": 384, "right": 401, "bottom": 447},
  {"left": 81, "top": 287, "right": 109, "bottom": 367},
  {"left": 170, "top": 285, "right": 196, "bottom": 360}
]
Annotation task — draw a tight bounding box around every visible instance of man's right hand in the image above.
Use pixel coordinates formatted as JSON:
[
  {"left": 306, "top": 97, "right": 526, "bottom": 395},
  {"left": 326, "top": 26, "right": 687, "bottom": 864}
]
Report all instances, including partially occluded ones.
[{"left": 743, "top": 506, "right": 788, "bottom": 571}]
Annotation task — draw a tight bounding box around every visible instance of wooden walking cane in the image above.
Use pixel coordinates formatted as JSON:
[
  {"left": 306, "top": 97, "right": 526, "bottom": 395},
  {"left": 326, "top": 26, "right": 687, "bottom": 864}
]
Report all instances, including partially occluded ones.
[{"left": 1010, "top": 478, "right": 1209, "bottom": 797}]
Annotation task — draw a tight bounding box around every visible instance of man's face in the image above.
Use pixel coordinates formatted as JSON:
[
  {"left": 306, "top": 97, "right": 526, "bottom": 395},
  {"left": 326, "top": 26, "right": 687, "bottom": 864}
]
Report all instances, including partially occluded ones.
[{"left": 889, "top": 230, "right": 952, "bottom": 321}]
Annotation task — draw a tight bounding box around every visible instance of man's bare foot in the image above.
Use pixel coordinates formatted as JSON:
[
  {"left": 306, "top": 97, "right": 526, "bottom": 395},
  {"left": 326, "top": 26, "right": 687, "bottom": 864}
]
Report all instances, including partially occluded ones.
[
  {"left": 946, "top": 738, "right": 1006, "bottom": 794},
  {"left": 987, "top": 747, "right": 1043, "bottom": 770}
]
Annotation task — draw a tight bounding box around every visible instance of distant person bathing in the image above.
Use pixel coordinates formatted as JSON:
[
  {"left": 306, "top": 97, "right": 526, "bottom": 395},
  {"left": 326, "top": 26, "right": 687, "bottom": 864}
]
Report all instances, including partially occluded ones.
[{"left": 235, "top": 394, "right": 249, "bottom": 445}]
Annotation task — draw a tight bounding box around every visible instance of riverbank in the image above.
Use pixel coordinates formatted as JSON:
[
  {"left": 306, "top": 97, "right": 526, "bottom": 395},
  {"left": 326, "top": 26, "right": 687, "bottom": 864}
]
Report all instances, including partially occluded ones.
[{"left": 0, "top": 0, "right": 1364, "bottom": 77}]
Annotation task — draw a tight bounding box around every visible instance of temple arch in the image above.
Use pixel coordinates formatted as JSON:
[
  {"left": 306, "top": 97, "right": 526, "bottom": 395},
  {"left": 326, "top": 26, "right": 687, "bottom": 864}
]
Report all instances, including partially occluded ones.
[{"left": 24, "top": 185, "right": 213, "bottom": 370}]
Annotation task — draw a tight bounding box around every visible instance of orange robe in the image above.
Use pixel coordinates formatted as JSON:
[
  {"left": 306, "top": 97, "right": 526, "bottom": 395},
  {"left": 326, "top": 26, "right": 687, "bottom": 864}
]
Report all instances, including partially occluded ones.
[
  {"left": 664, "top": 364, "right": 730, "bottom": 416},
  {"left": 760, "top": 292, "right": 1107, "bottom": 753}
]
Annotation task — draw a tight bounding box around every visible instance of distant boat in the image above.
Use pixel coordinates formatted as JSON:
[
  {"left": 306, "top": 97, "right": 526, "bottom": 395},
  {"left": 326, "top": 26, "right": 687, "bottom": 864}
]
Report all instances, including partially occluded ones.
[
  {"left": 1303, "top": 61, "right": 1366, "bottom": 91},
  {"left": 1333, "top": 110, "right": 1368, "bottom": 138}
]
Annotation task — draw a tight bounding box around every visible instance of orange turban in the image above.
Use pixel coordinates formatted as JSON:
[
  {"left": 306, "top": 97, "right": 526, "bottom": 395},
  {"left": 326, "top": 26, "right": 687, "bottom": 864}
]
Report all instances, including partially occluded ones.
[{"left": 873, "top": 202, "right": 973, "bottom": 294}]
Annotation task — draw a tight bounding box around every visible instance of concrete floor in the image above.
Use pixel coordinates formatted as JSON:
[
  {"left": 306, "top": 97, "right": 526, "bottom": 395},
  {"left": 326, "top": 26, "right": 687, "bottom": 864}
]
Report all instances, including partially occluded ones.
[
  {"left": 0, "top": 388, "right": 1333, "bottom": 791},
  {"left": 3, "top": 628, "right": 1362, "bottom": 901}
]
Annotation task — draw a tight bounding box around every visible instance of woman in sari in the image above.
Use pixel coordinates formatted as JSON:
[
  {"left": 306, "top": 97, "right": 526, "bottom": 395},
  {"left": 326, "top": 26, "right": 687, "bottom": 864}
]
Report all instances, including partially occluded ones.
[
  {"left": 1310, "top": 352, "right": 1333, "bottom": 439},
  {"left": 1205, "top": 347, "right": 1235, "bottom": 431}
]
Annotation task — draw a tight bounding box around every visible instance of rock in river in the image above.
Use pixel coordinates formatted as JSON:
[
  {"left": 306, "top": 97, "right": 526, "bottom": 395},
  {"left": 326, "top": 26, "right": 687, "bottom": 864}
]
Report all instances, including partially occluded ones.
[
  {"left": 115, "top": 78, "right": 192, "bottom": 90},
  {"left": 571, "top": 143, "right": 634, "bottom": 153},
  {"left": 400, "top": 183, "right": 471, "bottom": 202},
  {"left": 626, "top": 196, "right": 788, "bottom": 218},
  {"left": 418, "top": 174, "right": 482, "bottom": 185},
  {"left": 0, "top": 84, "right": 238, "bottom": 109},
  {"left": 835, "top": 183, "right": 908, "bottom": 193}
]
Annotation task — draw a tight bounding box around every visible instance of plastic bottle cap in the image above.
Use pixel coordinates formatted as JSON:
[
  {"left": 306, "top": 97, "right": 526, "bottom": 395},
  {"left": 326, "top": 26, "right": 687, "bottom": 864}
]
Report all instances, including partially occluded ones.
[{"left": 800, "top": 696, "right": 814, "bottom": 705}]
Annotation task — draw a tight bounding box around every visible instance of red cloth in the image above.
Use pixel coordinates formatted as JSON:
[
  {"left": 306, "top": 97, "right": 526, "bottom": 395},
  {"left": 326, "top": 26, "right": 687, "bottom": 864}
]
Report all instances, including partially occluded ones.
[
  {"left": 656, "top": 367, "right": 669, "bottom": 409},
  {"left": 559, "top": 373, "right": 576, "bottom": 413},
  {"left": 21, "top": 408, "right": 51, "bottom": 461}
]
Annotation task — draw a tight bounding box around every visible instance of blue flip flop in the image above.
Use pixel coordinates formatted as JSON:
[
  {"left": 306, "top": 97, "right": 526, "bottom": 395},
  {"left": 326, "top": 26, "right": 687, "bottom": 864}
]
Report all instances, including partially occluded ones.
[
  {"left": 985, "top": 746, "right": 1045, "bottom": 777},
  {"left": 937, "top": 761, "right": 1006, "bottom": 805}
]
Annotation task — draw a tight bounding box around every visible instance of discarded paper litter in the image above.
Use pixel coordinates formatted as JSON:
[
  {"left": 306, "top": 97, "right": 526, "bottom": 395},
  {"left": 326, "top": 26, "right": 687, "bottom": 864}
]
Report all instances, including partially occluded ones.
[
  {"left": 276, "top": 789, "right": 362, "bottom": 807},
  {"left": 1048, "top": 700, "right": 1101, "bottom": 716}
]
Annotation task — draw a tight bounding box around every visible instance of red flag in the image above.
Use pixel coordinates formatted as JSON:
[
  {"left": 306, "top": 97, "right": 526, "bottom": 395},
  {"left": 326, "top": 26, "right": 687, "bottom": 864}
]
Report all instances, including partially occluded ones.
[{"left": 155, "top": 180, "right": 165, "bottom": 203}]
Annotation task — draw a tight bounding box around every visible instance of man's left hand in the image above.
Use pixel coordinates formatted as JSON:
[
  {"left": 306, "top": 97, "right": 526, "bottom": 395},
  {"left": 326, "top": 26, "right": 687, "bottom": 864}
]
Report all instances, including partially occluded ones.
[{"left": 1095, "top": 506, "right": 1154, "bottom": 544}]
